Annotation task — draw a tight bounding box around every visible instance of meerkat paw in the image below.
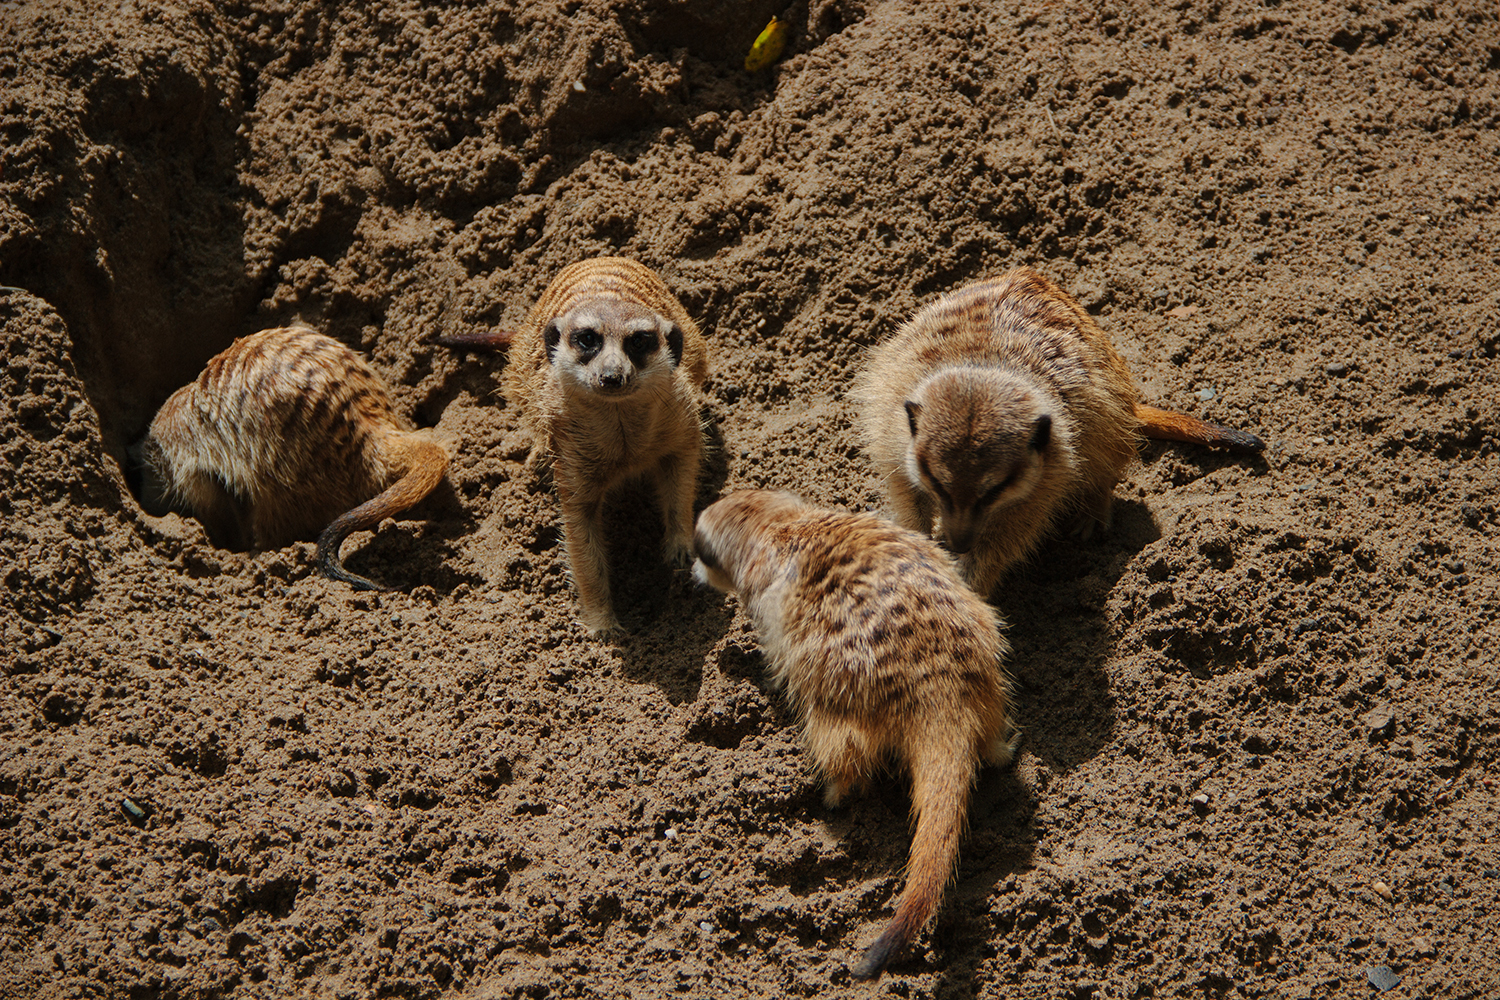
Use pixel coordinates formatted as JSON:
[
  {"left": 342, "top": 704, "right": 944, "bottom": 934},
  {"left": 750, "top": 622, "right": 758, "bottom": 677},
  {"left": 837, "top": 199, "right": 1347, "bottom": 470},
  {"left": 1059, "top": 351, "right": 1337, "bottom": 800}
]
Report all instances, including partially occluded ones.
[
  {"left": 1071, "top": 493, "right": 1115, "bottom": 541},
  {"left": 522, "top": 445, "right": 554, "bottom": 478},
  {"left": 985, "top": 723, "right": 1020, "bottom": 768},
  {"left": 663, "top": 533, "right": 694, "bottom": 568},
  {"left": 578, "top": 603, "right": 622, "bottom": 635},
  {"left": 823, "top": 780, "right": 850, "bottom": 808}
]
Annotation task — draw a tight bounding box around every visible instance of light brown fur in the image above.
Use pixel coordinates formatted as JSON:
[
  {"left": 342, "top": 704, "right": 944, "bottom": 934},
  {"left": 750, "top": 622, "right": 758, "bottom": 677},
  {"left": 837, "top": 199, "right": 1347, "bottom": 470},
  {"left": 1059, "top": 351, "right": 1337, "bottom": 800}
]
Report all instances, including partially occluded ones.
[
  {"left": 134, "top": 325, "right": 451, "bottom": 590},
  {"left": 503, "top": 257, "right": 709, "bottom": 632},
  {"left": 692, "top": 490, "right": 1015, "bottom": 980},
  {"left": 856, "top": 266, "right": 1262, "bottom": 598}
]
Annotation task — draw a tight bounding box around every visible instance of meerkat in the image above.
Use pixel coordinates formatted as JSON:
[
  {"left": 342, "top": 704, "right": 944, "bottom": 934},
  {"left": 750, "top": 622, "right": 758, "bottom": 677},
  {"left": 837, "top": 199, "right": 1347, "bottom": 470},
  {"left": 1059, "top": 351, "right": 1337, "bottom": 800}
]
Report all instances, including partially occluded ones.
[
  {"left": 691, "top": 489, "right": 1015, "bottom": 980},
  {"left": 855, "top": 266, "right": 1264, "bottom": 599},
  {"left": 132, "top": 325, "right": 452, "bottom": 590},
  {"left": 498, "top": 256, "right": 709, "bottom": 633}
]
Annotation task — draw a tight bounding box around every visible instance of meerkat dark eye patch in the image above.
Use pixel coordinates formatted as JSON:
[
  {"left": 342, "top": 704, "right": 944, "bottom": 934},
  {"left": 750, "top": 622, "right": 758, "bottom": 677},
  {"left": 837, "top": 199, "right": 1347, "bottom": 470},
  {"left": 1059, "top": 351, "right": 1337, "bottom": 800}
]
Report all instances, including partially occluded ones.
[
  {"left": 918, "top": 458, "right": 952, "bottom": 507},
  {"left": 571, "top": 327, "right": 602, "bottom": 361},
  {"left": 905, "top": 400, "right": 922, "bottom": 437},
  {"left": 544, "top": 321, "right": 562, "bottom": 361},
  {"left": 666, "top": 324, "right": 684, "bottom": 367},
  {"left": 624, "top": 330, "right": 658, "bottom": 365},
  {"left": 979, "top": 472, "right": 1018, "bottom": 508},
  {"left": 1029, "top": 413, "right": 1052, "bottom": 451}
]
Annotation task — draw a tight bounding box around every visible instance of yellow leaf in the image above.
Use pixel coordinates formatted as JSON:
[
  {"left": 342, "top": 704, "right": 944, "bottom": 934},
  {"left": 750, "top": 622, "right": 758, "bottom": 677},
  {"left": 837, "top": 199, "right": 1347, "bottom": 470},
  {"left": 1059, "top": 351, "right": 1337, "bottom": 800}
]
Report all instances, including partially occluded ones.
[{"left": 745, "top": 16, "right": 788, "bottom": 72}]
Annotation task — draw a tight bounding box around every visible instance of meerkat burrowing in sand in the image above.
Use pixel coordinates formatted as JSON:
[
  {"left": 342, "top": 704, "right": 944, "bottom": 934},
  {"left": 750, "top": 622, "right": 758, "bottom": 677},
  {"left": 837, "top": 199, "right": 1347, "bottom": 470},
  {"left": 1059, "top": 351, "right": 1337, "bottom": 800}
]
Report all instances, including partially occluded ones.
[
  {"left": 498, "top": 256, "right": 709, "bottom": 633},
  {"left": 133, "top": 325, "right": 452, "bottom": 590},
  {"left": 856, "top": 266, "right": 1264, "bottom": 599},
  {"left": 692, "top": 489, "right": 1015, "bottom": 980}
]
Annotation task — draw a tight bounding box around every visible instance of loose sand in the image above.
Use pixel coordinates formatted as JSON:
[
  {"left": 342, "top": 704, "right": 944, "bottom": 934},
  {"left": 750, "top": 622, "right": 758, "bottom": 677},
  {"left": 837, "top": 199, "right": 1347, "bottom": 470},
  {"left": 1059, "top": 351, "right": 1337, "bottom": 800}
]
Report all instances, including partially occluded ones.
[{"left": 2, "top": 1, "right": 1497, "bottom": 997}]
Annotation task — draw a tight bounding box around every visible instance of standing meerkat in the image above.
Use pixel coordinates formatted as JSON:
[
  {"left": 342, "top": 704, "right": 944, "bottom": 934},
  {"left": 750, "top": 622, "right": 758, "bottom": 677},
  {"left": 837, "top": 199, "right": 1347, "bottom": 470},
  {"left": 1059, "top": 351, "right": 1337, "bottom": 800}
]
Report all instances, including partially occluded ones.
[
  {"left": 133, "top": 325, "right": 452, "bottom": 590},
  {"left": 500, "top": 257, "right": 709, "bottom": 633},
  {"left": 856, "top": 266, "right": 1264, "bottom": 599},
  {"left": 691, "top": 489, "right": 1015, "bottom": 980}
]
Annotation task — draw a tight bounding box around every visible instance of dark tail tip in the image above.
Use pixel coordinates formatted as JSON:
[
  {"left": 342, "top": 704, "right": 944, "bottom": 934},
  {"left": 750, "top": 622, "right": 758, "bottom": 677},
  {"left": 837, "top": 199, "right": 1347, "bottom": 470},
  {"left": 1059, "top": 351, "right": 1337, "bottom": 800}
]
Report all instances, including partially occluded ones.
[
  {"left": 315, "top": 523, "right": 388, "bottom": 592},
  {"left": 1209, "top": 423, "right": 1266, "bottom": 452},
  {"left": 849, "top": 924, "right": 907, "bottom": 981},
  {"left": 436, "top": 328, "right": 516, "bottom": 350}
]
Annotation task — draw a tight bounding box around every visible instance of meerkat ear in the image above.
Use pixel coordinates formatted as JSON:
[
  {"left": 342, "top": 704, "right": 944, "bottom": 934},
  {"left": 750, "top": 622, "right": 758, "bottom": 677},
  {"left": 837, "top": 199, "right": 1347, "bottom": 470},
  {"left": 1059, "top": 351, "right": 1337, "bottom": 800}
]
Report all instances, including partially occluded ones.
[
  {"left": 544, "top": 321, "right": 562, "bottom": 361},
  {"left": 904, "top": 400, "right": 922, "bottom": 437},
  {"left": 1029, "top": 413, "right": 1052, "bottom": 451},
  {"left": 665, "top": 323, "right": 684, "bottom": 368}
]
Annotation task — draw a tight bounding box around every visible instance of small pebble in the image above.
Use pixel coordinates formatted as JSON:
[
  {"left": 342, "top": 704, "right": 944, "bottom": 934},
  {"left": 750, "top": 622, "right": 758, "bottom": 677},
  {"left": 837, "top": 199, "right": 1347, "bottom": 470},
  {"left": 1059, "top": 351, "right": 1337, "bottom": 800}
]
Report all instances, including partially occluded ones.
[
  {"left": 1196, "top": 386, "right": 1217, "bottom": 402},
  {"left": 572, "top": 80, "right": 586, "bottom": 92},
  {"left": 698, "top": 921, "right": 713, "bottom": 933},
  {"left": 121, "top": 798, "right": 146, "bottom": 821},
  {"left": 663, "top": 827, "right": 678, "bottom": 841},
  {"left": 1372, "top": 880, "right": 1393, "bottom": 901},
  {"left": 1363, "top": 707, "right": 1396, "bottom": 737},
  {"left": 1366, "top": 965, "right": 1401, "bottom": 991},
  {"left": 1325, "top": 361, "right": 1350, "bottom": 376},
  {"left": 1311, "top": 436, "right": 1326, "bottom": 445}
]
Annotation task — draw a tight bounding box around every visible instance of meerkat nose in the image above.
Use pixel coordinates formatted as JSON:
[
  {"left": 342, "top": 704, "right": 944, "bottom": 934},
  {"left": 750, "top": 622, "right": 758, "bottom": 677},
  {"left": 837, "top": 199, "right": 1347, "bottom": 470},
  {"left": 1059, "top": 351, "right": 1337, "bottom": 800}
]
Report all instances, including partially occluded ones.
[
  {"left": 600, "top": 370, "right": 625, "bottom": 388},
  {"left": 945, "top": 529, "right": 975, "bottom": 555}
]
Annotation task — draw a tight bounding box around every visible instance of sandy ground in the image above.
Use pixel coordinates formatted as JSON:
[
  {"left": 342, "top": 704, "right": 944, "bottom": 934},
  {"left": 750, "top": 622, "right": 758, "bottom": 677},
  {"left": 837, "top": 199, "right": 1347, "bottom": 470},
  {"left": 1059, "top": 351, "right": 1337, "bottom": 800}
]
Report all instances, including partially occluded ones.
[{"left": 2, "top": 0, "right": 1499, "bottom": 997}]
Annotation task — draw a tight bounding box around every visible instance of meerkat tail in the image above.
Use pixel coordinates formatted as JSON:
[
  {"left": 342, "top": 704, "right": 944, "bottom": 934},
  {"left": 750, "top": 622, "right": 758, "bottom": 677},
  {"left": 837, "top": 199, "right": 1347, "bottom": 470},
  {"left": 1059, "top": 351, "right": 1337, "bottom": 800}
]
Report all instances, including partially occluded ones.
[
  {"left": 315, "top": 436, "right": 450, "bottom": 590},
  {"left": 1134, "top": 403, "right": 1265, "bottom": 452},
  {"left": 850, "top": 735, "right": 974, "bottom": 980},
  {"left": 436, "top": 328, "right": 517, "bottom": 350}
]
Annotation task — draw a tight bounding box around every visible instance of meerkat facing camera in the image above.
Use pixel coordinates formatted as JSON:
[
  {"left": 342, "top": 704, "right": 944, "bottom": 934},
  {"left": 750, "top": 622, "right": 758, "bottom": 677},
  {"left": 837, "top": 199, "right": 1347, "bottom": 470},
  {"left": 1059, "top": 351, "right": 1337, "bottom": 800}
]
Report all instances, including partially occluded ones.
[
  {"left": 501, "top": 257, "right": 709, "bottom": 633},
  {"left": 856, "top": 266, "right": 1263, "bottom": 598},
  {"left": 692, "top": 489, "right": 1015, "bottom": 980},
  {"left": 134, "top": 325, "right": 452, "bottom": 590}
]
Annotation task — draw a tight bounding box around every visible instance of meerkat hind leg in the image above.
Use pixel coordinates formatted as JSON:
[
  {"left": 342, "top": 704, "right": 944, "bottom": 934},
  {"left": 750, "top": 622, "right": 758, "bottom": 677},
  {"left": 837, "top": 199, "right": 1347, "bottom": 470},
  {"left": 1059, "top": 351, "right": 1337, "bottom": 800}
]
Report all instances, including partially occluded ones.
[
  {"left": 985, "top": 721, "right": 1019, "bottom": 768},
  {"left": 807, "top": 716, "right": 876, "bottom": 808}
]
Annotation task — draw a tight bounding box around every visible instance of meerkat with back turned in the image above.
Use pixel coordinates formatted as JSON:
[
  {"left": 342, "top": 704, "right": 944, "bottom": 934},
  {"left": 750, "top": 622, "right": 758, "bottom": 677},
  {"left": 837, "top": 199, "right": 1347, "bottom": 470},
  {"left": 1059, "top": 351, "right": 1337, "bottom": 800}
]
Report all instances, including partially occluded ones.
[
  {"left": 692, "top": 489, "right": 1015, "bottom": 980},
  {"left": 501, "top": 257, "right": 709, "bottom": 633},
  {"left": 133, "top": 324, "right": 452, "bottom": 590},
  {"left": 856, "top": 266, "right": 1264, "bottom": 599}
]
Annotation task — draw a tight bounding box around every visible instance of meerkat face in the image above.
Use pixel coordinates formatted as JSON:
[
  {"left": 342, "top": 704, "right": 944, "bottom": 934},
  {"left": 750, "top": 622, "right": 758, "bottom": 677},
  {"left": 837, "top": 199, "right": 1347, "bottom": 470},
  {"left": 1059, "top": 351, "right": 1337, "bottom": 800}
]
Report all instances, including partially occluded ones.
[
  {"left": 692, "top": 490, "right": 807, "bottom": 594},
  {"left": 904, "top": 369, "right": 1054, "bottom": 554},
  {"left": 544, "top": 297, "right": 684, "bottom": 399},
  {"left": 691, "top": 524, "right": 735, "bottom": 593},
  {"left": 126, "top": 435, "right": 173, "bottom": 516}
]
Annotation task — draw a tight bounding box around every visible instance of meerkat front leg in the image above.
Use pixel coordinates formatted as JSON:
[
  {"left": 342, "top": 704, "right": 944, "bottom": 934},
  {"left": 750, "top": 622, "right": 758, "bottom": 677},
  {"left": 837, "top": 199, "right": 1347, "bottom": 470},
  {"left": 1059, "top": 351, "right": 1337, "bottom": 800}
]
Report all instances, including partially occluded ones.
[
  {"left": 554, "top": 468, "right": 619, "bottom": 633},
  {"left": 1070, "top": 486, "right": 1116, "bottom": 541},
  {"left": 885, "top": 472, "right": 934, "bottom": 536},
  {"left": 960, "top": 545, "right": 1007, "bottom": 603},
  {"left": 654, "top": 446, "right": 700, "bottom": 567}
]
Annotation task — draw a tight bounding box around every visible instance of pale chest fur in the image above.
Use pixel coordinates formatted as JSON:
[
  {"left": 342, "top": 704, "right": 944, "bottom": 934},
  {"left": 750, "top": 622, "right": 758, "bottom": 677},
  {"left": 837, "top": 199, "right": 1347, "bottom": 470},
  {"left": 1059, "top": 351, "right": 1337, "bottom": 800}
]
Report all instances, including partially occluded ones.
[{"left": 547, "top": 379, "right": 690, "bottom": 475}]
